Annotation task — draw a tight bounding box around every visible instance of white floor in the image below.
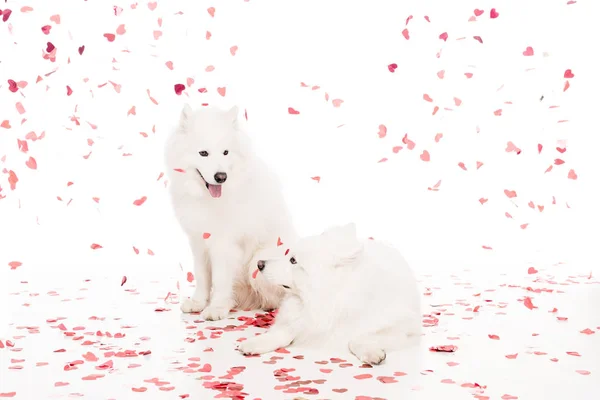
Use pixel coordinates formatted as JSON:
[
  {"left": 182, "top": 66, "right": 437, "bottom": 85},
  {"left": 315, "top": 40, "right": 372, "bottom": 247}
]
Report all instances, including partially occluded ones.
[{"left": 2, "top": 261, "right": 598, "bottom": 400}]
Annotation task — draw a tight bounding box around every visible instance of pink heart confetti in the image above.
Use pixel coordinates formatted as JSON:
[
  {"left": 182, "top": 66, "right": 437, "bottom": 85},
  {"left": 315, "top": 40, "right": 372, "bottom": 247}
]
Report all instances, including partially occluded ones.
[
  {"left": 332, "top": 99, "right": 344, "bottom": 107},
  {"left": 523, "top": 46, "right": 534, "bottom": 56}
]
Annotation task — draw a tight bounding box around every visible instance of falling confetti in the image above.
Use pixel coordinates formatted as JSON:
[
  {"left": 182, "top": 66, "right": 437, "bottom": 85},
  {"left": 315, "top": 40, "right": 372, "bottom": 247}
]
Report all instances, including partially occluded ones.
[
  {"left": 174, "top": 84, "right": 185, "bottom": 95},
  {"left": 133, "top": 196, "right": 147, "bottom": 206},
  {"left": 522, "top": 46, "right": 534, "bottom": 56},
  {"left": 0, "top": 2, "right": 594, "bottom": 399}
]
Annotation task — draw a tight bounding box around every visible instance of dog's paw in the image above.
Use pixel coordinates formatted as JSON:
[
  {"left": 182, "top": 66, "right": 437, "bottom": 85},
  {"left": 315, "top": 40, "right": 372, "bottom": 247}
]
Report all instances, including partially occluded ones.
[
  {"left": 200, "top": 305, "right": 230, "bottom": 321},
  {"left": 357, "top": 348, "right": 386, "bottom": 365},
  {"left": 349, "top": 340, "right": 387, "bottom": 365},
  {"left": 180, "top": 297, "right": 207, "bottom": 313},
  {"left": 237, "top": 336, "right": 277, "bottom": 356}
]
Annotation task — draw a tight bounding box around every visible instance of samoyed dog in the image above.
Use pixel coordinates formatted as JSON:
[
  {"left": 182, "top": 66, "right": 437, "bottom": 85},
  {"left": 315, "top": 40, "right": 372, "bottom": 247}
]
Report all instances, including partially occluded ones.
[
  {"left": 164, "top": 104, "right": 297, "bottom": 321},
  {"left": 238, "top": 223, "right": 421, "bottom": 364}
]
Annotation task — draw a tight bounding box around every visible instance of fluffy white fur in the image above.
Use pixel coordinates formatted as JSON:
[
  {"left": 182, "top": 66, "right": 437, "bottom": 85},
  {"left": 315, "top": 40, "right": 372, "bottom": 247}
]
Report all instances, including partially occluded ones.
[
  {"left": 164, "top": 105, "right": 297, "bottom": 321},
  {"left": 238, "top": 223, "right": 421, "bottom": 364}
]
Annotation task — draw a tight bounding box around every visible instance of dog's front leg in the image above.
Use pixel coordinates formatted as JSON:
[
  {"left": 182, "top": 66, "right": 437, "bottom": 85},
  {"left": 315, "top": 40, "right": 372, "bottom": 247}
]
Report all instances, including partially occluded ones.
[
  {"left": 237, "top": 325, "right": 296, "bottom": 355},
  {"left": 181, "top": 236, "right": 211, "bottom": 313},
  {"left": 201, "top": 244, "right": 242, "bottom": 321},
  {"left": 238, "top": 295, "right": 303, "bottom": 355}
]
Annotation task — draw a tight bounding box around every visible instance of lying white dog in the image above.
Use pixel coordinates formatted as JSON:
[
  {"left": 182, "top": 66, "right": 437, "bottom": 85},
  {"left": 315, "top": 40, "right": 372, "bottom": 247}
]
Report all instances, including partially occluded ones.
[
  {"left": 164, "top": 105, "right": 297, "bottom": 321},
  {"left": 238, "top": 223, "right": 421, "bottom": 364}
]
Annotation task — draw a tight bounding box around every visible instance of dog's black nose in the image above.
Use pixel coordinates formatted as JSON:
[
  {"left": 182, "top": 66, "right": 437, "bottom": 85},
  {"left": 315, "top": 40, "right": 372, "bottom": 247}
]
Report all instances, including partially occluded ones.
[
  {"left": 214, "top": 172, "right": 227, "bottom": 183},
  {"left": 257, "top": 260, "right": 266, "bottom": 271}
]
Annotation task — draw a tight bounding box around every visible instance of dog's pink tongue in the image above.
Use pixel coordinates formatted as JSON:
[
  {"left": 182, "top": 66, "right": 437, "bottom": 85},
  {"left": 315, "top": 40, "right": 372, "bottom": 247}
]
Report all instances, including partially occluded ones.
[
  {"left": 207, "top": 184, "right": 222, "bottom": 198},
  {"left": 252, "top": 269, "right": 259, "bottom": 279}
]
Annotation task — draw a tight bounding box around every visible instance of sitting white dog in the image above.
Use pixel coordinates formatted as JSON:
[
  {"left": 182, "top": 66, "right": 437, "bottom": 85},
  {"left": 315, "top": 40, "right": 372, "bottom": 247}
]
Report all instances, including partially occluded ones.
[
  {"left": 164, "top": 104, "right": 297, "bottom": 321},
  {"left": 238, "top": 223, "right": 421, "bottom": 364}
]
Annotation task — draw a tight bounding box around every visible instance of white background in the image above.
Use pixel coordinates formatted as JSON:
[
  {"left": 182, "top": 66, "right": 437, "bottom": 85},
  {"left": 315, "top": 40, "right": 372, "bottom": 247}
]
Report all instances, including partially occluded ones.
[{"left": 1, "top": 0, "right": 598, "bottom": 309}]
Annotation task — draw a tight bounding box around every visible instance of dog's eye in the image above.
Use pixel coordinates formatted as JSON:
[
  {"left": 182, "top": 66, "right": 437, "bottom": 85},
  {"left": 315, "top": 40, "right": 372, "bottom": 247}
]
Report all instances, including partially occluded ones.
[
  {"left": 223, "top": 150, "right": 229, "bottom": 156},
  {"left": 199, "top": 151, "right": 209, "bottom": 157},
  {"left": 290, "top": 257, "right": 297, "bottom": 265}
]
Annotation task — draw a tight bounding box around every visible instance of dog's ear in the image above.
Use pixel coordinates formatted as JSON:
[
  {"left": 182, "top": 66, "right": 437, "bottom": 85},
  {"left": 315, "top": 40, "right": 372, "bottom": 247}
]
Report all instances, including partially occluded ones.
[
  {"left": 227, "top": 106, "right": 239, "bottom": 124},
  {"left": 179, "top": 103, "right": 193, "bottom": 132},
  {"left": 323, "top": 223, "right": 363, "bottom": 267}
]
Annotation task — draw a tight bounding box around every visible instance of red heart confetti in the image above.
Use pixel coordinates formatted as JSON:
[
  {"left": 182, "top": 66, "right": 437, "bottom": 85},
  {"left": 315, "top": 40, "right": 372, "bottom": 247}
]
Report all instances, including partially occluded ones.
[
  {"left": 133, "top": 196, "right": 147, "bottom": 206},
  {"left": 576, "top": 370, "right": 591, "bottom": 375},
  {"left": 523, "top": 297, "right": 536, "bottom": 310},
  {"left": 429, "top": 345, "right": 457, "bottom": 352},
  {"left": 174, "top": 84, "right": 185, "bottom": 95}
]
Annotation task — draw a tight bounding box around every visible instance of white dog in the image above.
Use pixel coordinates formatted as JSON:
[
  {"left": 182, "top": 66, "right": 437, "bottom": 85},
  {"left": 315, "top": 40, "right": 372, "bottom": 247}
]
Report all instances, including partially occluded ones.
[
  {"left": 164, "top": 105, "right": 297, "bottom": 321},
  {"left": 238, "top": 223, "right": 421, "bottom": 364}
]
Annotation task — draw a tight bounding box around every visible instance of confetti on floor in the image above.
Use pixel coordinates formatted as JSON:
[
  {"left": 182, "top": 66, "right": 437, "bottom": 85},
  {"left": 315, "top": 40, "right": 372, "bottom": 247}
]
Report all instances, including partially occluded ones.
[{"left": 1, "top": 264, "right": 598, "bottom": 399}]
